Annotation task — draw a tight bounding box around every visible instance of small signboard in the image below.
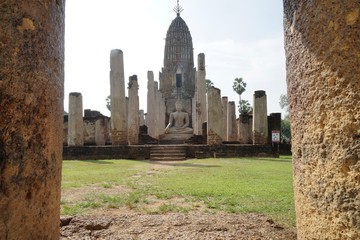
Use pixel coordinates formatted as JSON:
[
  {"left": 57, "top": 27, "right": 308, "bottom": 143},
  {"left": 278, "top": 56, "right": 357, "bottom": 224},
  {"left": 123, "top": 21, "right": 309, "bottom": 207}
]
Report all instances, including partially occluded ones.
[{"left": 272, "top": 130, "right": 280, "bottom": 143}]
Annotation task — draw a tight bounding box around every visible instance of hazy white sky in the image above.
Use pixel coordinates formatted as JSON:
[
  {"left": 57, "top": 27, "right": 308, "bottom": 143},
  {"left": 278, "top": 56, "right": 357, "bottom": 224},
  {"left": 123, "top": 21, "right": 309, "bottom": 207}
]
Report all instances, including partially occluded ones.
[{"left": 65, "top": 0, "right": 286, "bottom": 117}]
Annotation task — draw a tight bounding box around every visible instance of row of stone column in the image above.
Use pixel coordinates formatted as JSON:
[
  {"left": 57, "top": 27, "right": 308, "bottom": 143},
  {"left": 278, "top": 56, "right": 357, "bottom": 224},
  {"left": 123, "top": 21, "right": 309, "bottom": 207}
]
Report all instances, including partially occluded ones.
[
  {"left": 147, "top": 71, "right": 166, "bottom": 139},
  {"left": 207, "top": 88, "right": 268, "bottom": 145},
  {"left": 67, "top": 49, "right": 144, "bottom": 146},
  {"left": 109, "top": 49, "right": 145, "bottom": 145}
]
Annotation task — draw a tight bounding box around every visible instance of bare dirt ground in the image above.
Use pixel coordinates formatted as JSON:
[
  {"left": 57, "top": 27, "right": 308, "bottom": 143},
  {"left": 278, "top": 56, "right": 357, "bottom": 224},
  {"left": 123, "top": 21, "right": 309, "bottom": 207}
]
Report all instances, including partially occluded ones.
[
  {"left": 61, "top": 161, "right": 296, "bottom": 239},
  {"left": 60, "top": 209, "right": 296, "bottom": 240}
]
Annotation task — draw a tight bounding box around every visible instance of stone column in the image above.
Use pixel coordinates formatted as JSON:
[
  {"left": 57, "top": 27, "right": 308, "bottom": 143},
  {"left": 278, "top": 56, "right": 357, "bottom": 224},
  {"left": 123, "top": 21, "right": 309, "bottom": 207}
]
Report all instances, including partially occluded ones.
[
  {"left": 221, "top": 97, "right": 229, "bottom": 141},
  {"left": 110, "top": 49, "right": 127, "bottom": 145},
  {"left": 68, "top": 92, "right": 84, "bottom": 146},
  {"left": 207, "top": 87, "right": 223, "bottom": 145},
  {"left": 154, "top": 82, "right": 164, "bottom": 137},
  {"left": 159, "top": 94, "right": 166, "bottom": 135},
  {"left": 227, "top": 101, "right": 237, "bottom": 141},
  {"left": 252, "top": 90, "right": 268, "bottom": 144},
  {"left": 238, "top": 114, "right": 252, "bottom": 144},
  {"left": 139, "top": 110, "right": 145, "bottom": 126},
  {"left": 95, "top": 118, "right": 107, "bottom": 146},
  {"left": 0, "top": 1, "right": 64, "bottom": 238},
  {"left": 147, "top": 71, "right": 156, "bottom": 138},
  {"left": 195, "top": 53, "right": 207, "bottom": 135},
  {"left": 128, "top": 75, "right": 139, "bottom": 145},
  {"left": 284, "top": 1, "right": 360, "bottom": 238}
]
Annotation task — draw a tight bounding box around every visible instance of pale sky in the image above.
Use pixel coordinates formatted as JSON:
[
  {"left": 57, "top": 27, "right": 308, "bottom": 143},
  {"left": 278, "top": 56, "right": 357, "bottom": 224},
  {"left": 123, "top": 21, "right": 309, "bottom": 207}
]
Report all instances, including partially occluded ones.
[{"left": 65, "top": 0, "right": 287, "bottom": 117}]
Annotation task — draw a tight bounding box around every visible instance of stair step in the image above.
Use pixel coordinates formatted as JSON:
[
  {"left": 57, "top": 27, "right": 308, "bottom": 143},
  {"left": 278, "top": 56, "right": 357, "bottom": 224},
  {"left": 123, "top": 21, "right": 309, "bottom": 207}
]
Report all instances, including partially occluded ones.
[
  {"left": 151, "top": 156, "right": 186, "bottom": 161},
  {"left": 150, "top": 145, "right": 187, "bottom": 161},
  {"left": 150, "top": 150, "right": 185, "bottom": 154},
  {"left": 150, "top": 153, "right": 186, "bottom": 158},
  {"left": 150, "top": 146, "right": 186, "bottom": 150}
]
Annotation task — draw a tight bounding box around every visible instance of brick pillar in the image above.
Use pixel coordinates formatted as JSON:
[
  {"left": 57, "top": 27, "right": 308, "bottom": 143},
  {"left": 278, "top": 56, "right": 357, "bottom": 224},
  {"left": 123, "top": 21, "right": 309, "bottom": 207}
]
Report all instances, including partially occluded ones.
[
  {"left": 110, "top": 49, "right": 127, "bottom": 145},
  {"left": 221, "top": 97, "right": 228, "bottom": 141},
  {"left": 283, "top": 1, "right": 360, "bottom": 238},
  {"left": 95, "top": 118, "right": 107, "bottom": 146},
  {"left": 0, "top": 1, "right": 64, "bottom": 238},
  {"left": 154, "top": 81, "right": 160, "bottom": 138},
  {"left": 252, "top": 90, "right": 268, "bottom": 144},
  {"left": 238, "top": 114, "right": 252, "bottom": 144},
  {"left": 128, "top": 75, "right": 139, "bottom": 144},
  {"left": 228, "top": 101, "right": 237, "bottom": 141},
  {"left": 147, "top": 71, "right": 156, "bottom": 138},
  {"left": 68, "top": 92, "right": 84, "bottom": 146},
  {"left": 268, "top": 113, "right": 281, "bottom": 144},
  {"left": 195, "top": 53, "right": 207, "bottom": 135},
  {"left": 207, "top": 87, "right": 223, "bottom": 145}
]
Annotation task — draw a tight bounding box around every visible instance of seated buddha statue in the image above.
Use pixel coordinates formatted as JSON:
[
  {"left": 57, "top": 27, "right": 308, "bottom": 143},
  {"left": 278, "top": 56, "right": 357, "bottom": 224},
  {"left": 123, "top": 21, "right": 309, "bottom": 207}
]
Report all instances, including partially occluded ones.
[{"left": 164, "top": 101, "right": 193, "bottom": 134}]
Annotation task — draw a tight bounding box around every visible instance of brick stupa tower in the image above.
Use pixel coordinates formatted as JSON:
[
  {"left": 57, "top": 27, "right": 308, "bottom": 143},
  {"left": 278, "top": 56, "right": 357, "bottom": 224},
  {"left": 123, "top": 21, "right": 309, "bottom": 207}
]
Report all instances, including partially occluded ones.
[{"left": 159, "top": 0, "right": 196, "bottom": 124}]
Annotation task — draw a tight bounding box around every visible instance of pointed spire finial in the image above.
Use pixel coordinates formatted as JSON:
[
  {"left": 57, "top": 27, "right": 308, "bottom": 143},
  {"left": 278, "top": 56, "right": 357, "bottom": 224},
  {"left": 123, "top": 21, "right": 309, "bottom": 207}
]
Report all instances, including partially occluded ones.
[{"left": 173, "top": 0, "right": 183, "bottom": 16}]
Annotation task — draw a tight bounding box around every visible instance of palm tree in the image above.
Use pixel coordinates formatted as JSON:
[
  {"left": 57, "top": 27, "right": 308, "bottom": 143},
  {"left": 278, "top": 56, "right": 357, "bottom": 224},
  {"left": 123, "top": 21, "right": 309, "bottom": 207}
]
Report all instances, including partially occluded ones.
[{"left": 232, "top": 77, "right": 247, "bottom": 114}]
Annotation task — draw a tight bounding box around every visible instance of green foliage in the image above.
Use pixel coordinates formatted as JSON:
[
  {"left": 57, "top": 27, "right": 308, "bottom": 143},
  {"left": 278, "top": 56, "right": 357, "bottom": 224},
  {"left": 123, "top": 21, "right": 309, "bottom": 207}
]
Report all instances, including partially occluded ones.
[
  {"left": 281, "top": 118, "right": 291, "bottom": 143},
  {"left": 232, "top": 77, "right": 247, "bottom": 97},
  {"left": 279, "top": 94, "right": 289, "bottom": 113},
  {"left": 233, "top": 78, "right": 252, "bottom": 114},
  {"left": 279, "top": 94, "right": 291, "bottom": 142},
  {"left": 238, "top": 99, "right": 252, "bottom": 114},
  {"left": 61, "top": 157, "right": 295, "bottom": 226},
  {"left": 106, "top": 95, "right": 111, "bottom": 111},
  {"left": 205, "top": 79, "right": 214, "bottom": 91}
]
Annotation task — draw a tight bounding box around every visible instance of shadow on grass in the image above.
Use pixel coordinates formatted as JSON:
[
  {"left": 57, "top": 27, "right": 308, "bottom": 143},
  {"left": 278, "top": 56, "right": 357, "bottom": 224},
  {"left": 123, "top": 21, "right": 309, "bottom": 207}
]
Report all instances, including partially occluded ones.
[
  {"left": 147, "top": 160, "right": 221, "bottom": 168},
  {"left": 251, "top": 157, "right": 292, "bottom": 163},
  {"left": 79, "top": 160, "right": 114, "bottom": 164}
]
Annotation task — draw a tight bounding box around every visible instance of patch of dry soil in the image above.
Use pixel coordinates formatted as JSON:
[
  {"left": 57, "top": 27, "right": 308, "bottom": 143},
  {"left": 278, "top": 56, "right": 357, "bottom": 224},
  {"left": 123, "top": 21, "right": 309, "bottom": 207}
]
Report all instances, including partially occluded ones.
[{"left": 61, "top": 210, "right": 296, "bottom": 240}]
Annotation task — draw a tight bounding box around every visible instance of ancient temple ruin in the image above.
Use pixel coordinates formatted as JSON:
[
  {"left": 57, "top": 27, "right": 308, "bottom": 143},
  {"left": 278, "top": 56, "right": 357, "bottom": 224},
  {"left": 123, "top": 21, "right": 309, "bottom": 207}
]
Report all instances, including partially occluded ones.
[{"left": 63, "top": 1, "right": 281, "bottom": 159}]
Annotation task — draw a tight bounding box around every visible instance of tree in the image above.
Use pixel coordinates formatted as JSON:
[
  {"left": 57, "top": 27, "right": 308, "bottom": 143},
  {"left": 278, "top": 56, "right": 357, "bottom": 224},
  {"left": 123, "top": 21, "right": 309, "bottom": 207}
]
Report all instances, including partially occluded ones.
[
  {"left": 106, "top": 95, "right": 111, "bottom": 111},
  {"left": 281, "top": 118, "right": 291, "bottom": 143},
  {"left": 232, "top": 77, "right": 249, "bottom": 114},
  {"left": 279, "top": 94, "right": 291, "bottom": 143},
  {"left": 205, "top": 79, "right": 213, "bottom": 92},
  {"left": 238, "top": 99, "right": 252, "bottom": 114},
  {"left": 279, "top": 94, "right": 289, "bottom": 116}
]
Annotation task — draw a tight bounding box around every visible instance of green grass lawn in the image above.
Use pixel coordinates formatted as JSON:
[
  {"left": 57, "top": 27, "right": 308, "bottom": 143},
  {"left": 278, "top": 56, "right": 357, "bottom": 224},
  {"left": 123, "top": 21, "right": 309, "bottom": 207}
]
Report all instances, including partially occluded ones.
[{"left": 61, "top": 156, "right": 295, "bottom": 227}]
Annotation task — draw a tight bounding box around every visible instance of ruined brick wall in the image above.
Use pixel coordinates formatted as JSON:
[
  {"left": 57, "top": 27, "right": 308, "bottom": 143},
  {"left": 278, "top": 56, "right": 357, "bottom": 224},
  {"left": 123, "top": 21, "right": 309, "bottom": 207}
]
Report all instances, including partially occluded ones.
[
  {"left": 0, "top": 1, "right": 65, "bottom": 238},
  {"left": 84, "top": 119, "right": 96, "bottom": 145},
  {"left": 283, "top": 1, "right": 360, "bottom": 239}
]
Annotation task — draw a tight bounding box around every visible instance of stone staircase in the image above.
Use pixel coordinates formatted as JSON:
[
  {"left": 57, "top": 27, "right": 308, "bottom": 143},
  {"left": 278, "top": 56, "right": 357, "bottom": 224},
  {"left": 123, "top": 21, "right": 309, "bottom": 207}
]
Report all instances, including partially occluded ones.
[{"left": 150, "top": 145, "right": 187, "bottom": 161}]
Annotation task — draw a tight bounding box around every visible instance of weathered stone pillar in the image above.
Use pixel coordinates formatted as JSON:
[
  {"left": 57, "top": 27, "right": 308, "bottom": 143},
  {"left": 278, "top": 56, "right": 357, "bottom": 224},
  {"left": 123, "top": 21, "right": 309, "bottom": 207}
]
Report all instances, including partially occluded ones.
[
  {"left": 252, "top": 90, "right": 268, "bottom": 144},
  {"left": 238, "top": 114, "right": 253, "bottom": 144},
  {"left": 159, "top": 94, "right": 166, "bottom": 136},
  {"left": 207, "top": 87, "right": 223, "bottom": 145},
  {"left": 110, "top": 49, "right": 127, "bottom": 145},
  {"left": 128, "top": 75, "right": 139, "bottom": 145},
  {"left": 221, "top": 97, "right": 229, "bottom": 141},
  {"left": 227, "top": 101, "right": 237, "bottom": 141},
  {"left": 195, "top": 53, "right": 207, "bottom": 135},
  {"left": 95, "top": 118, "right": 107, "bottom": 146},
  {"left": 147, "top": 71, "right": 156, "bottom": 138},
  {"left": 284, "top": 1, "right": 360, "bottom": 238},
  {"left": 68, "top": 92, "right": 84, "bottom": 146},
  {"left": 0, "top": 1, "right": 64, "bottom": 238},
  {"left": 139, "top": 110, "right": 145, "bottom": 126},
  {"left": 154, "top": 82, "right": 165, "bottom": 137}
]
